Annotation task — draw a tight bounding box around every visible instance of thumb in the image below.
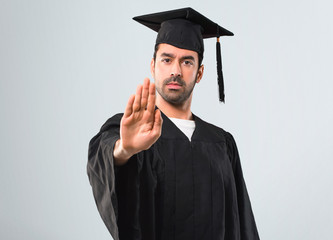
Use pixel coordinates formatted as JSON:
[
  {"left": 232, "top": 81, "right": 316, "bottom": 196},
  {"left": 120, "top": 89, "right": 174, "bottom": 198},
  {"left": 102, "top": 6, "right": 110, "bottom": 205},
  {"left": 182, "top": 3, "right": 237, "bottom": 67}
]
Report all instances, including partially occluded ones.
[{"left": 152, "top": 109, "right": 163, "bottom": 135}]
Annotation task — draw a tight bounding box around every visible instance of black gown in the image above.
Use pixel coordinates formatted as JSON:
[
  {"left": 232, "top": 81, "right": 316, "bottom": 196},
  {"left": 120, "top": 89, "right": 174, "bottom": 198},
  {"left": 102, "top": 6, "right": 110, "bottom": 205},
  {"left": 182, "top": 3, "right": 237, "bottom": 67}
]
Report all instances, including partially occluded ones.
[{"left": 87, "top": 112, "right": 259, "bottom": 240}]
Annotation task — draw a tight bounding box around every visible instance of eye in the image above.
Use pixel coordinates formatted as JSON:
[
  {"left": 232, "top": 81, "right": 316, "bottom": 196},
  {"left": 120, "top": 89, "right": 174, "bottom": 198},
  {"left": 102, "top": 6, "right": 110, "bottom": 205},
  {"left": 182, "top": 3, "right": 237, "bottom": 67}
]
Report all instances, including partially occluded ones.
[
  {"left": 161, "top": 58, "right": 171, "bottom": 63},
  {"left": 183, "top": 60, "right": 194, "bottom": 66}
]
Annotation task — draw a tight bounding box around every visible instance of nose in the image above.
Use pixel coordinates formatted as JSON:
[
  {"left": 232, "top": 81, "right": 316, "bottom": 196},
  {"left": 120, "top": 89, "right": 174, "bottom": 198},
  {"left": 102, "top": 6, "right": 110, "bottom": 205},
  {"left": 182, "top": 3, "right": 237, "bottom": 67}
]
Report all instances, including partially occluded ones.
[{"left": 170, "top": 62, "right": 182, "bottom": 77}]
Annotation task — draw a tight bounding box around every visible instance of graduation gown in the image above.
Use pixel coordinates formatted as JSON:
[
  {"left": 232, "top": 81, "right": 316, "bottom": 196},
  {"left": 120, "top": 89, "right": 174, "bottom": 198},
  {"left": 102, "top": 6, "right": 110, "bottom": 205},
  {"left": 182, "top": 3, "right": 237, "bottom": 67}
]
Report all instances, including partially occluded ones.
[{"left": 87, "top": 112, "right": 259, "bottom": 240}]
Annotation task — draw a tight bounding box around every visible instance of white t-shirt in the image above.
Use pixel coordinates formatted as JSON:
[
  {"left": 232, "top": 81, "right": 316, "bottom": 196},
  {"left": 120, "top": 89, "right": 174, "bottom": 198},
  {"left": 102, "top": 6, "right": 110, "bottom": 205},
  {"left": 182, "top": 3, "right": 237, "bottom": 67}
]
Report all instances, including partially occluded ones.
[{"left": 169, "top": 117, "right": 196, "bottom": 141}]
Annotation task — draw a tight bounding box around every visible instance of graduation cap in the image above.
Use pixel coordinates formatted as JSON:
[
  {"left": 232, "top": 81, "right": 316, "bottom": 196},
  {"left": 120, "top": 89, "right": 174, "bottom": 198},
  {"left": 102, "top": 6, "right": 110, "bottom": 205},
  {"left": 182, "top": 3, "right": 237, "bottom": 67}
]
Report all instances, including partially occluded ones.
[{"left": 133, "top": 7, "right": 234, "bottom": 102}]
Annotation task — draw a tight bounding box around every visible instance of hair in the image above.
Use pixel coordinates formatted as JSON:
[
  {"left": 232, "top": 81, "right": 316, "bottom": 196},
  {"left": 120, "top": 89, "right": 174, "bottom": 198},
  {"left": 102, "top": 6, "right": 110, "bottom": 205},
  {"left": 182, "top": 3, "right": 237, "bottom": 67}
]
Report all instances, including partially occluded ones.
[{"left": 153, "top": 43, "right": 203, "bottom": 68}]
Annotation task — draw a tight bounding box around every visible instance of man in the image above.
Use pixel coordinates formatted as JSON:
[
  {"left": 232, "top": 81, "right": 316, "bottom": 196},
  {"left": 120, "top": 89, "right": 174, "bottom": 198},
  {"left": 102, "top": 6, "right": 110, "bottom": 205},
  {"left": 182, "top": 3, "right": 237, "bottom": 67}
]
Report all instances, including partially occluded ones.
[{"left": 87, "top": 8, "right": 259, "bottom": 240}]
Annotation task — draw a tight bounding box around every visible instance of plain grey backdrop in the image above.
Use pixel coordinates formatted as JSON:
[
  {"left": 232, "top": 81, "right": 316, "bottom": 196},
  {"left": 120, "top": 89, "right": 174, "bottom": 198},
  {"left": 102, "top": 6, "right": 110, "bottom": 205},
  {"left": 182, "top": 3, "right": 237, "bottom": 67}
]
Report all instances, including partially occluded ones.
[{"left": 1, "top": 0, "right": 332, "bottom": 239}]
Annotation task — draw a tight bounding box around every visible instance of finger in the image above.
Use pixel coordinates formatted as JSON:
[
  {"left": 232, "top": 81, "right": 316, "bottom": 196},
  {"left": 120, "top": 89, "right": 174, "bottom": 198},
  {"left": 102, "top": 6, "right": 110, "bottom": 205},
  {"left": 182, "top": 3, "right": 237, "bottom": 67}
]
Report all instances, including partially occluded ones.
[
  {"left": 146, "top": 82, "right": 156, "bottom": 113},
  {"left": 141, "top": 78, "right": 150, "bottom": 110},
  {"left": 123, "top": 94, "right": 135, "bottom": 117},
  {"left": 133, "top": 84, "right": 143, "bottom": 112},
  {"left": 152, "top": 109, "right": 163, "bottom": 136}
]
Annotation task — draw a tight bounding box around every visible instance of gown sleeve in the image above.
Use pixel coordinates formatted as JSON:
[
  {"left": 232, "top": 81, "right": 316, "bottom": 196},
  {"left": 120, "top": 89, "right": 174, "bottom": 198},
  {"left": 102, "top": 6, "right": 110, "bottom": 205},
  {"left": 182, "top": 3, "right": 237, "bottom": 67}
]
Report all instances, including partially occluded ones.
[
  {"left": 87, "top": 114, "right": 123, "bottom": 240},
  {"left": 225, "top": 132, "right": 260, "bottom": 240}
]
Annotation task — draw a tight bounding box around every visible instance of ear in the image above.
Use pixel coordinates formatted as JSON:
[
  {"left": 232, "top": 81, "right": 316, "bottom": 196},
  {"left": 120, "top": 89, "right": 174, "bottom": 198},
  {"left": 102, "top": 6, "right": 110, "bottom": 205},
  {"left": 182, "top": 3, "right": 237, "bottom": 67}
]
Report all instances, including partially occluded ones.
[
  {"left": 196, "top": 64, "right": 204, "bottom": 83},
  {"left": 150, "top": 58, "right": 155, "bottom": 77}
]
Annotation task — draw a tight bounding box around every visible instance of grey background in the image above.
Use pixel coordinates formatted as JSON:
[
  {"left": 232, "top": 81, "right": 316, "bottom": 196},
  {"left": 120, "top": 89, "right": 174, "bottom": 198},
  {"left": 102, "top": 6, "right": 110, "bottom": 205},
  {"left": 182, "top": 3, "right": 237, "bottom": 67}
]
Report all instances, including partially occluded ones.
[{"left": 1, "top": 0, "right": 332, "bottom": 239}]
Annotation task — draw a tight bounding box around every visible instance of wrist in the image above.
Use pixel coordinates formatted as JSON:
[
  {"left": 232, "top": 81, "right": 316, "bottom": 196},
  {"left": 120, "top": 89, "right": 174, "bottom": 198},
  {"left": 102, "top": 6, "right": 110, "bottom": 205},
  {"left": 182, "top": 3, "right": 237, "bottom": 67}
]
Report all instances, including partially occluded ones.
[{"left": 113, "top": 139, "right": 135, "bottom": 165}]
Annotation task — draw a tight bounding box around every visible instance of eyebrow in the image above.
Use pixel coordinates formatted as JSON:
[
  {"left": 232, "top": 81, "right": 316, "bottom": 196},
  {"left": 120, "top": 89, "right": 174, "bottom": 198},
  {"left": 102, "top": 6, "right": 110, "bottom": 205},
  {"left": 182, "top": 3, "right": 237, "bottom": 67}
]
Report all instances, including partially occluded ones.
[
  {"left": 160, "top": 52, "right": 175, "bottom": 58},
  {"left": 160, "top": 52, "right": 196, "bottom": 62}
]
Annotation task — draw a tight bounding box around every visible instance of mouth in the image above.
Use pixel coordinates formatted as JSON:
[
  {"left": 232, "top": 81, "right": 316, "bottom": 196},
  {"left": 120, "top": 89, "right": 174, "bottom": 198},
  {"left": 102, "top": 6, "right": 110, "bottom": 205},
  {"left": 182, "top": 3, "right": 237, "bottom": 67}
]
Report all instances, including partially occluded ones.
[{"left": 166, "top": 83, "right": 182, "bottom": 89}]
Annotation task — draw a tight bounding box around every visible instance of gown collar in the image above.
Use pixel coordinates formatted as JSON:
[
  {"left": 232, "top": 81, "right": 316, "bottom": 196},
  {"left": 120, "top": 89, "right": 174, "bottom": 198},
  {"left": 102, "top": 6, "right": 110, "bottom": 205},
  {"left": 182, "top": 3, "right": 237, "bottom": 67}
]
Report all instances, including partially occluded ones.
[{"left": 159, "top": 110, "right": 225, "bottom": 143}]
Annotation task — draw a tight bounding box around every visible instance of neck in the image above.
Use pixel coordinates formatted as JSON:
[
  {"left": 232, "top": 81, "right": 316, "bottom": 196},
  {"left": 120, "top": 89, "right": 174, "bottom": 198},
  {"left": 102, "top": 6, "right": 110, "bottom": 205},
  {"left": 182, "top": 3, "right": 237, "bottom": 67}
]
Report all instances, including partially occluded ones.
[{"left": 156, "top": 94, "right": 193, "bottom": 120}]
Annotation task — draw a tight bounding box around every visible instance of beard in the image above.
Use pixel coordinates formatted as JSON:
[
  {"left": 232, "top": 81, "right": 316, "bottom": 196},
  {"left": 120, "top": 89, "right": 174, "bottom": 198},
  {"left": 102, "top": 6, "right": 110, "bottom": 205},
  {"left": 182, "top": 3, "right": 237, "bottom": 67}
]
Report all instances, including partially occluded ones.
[{"left": 156, "top": 75, "right": 197, "bottom": 105}]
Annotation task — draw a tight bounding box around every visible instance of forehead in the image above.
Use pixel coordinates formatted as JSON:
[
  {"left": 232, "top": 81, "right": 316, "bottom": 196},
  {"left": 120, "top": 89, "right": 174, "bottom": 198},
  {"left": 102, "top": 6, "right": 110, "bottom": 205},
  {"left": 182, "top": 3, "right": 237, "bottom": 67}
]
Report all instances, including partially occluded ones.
[{"left": 156, "top": 43, "right": 199, "bottom": 60}]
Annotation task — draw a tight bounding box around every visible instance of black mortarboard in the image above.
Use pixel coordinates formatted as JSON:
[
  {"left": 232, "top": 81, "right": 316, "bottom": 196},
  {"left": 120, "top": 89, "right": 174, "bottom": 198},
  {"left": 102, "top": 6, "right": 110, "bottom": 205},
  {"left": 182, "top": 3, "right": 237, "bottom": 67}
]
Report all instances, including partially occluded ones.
[{"left": 133, "top": 7, "right": 233, "bottom": 102}]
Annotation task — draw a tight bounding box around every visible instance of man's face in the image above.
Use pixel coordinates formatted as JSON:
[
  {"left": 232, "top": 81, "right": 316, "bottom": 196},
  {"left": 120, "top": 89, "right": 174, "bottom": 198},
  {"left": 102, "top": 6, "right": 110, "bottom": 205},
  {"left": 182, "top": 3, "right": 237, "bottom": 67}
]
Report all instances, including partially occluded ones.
[{"left": 151, "top": 43, "right": 204, "bottom": 105}]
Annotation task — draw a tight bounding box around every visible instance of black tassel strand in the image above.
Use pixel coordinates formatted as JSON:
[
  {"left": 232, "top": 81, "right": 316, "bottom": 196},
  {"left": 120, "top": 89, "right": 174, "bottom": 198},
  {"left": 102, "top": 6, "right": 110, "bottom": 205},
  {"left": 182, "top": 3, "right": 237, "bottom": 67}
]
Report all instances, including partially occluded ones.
[{"left": 216, "top": 37, "right": 225, "bottom": 103}]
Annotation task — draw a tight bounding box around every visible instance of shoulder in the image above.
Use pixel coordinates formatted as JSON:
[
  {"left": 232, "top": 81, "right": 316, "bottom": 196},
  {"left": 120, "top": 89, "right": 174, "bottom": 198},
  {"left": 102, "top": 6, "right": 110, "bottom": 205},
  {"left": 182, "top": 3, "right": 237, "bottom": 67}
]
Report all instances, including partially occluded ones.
[
  {"left": 194, "top": 115, "right": 240, "bottom": 162},
  {"left": 194, "top": 114, "right": 234, "bottom": 142},
  {"left": 89, "top": 113, "right": 123, "bottom": 146},
  {"left": 99, "top": 113, "right": 124, "bottom": 132}
]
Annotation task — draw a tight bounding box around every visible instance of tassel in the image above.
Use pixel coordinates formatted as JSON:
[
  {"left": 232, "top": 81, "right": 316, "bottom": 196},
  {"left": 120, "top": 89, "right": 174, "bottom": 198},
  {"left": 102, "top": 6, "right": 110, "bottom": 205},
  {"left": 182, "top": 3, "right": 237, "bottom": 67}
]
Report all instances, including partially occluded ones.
[{"left": 216, "top": 37, "right": 225, "bottom": 102}]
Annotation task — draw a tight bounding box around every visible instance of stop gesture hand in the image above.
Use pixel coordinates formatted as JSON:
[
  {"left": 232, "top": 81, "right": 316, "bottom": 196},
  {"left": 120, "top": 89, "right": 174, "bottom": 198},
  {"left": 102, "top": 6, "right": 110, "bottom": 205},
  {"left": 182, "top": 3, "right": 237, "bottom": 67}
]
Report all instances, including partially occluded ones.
[{"left": 113, "top": 78, "right": 163, "bottom": 165}]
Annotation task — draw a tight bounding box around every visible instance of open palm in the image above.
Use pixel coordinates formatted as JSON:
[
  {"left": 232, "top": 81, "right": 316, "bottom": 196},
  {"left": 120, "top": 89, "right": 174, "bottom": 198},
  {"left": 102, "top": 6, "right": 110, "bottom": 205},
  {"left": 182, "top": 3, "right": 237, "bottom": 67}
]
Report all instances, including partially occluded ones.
[{"left": 119, "top": 78, "right": 162, "bottom": 156}]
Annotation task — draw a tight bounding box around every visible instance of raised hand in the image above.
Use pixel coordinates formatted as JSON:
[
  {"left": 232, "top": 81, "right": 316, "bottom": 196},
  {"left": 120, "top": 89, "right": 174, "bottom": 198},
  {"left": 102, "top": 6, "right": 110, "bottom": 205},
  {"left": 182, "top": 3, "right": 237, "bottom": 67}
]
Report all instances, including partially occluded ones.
[{"left": 113, "top": 78, "right": 163, "bottom": 165}]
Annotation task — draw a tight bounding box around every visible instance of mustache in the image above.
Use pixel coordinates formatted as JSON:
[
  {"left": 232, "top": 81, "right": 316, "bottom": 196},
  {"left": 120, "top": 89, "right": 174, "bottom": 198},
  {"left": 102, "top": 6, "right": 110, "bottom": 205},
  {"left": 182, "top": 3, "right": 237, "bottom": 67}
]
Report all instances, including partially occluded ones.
[{"left": 164, "top": 76, "right": 186, "bottom": 86}]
